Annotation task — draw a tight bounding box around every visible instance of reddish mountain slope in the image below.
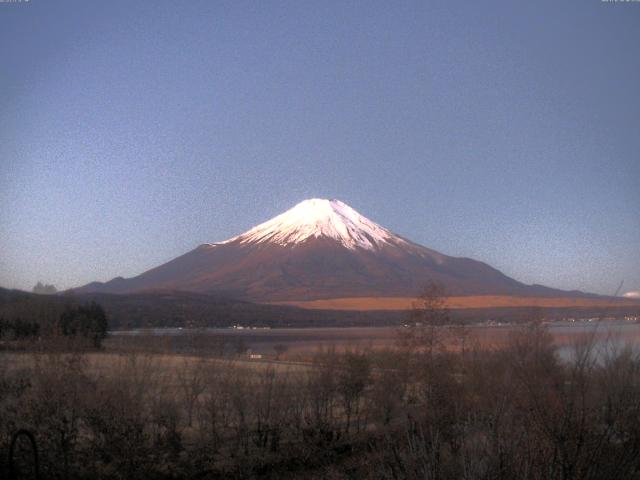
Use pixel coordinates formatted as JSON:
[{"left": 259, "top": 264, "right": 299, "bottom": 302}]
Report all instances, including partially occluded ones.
[{"left": 75, "top": 199, "right": 594, "bottom": 301}]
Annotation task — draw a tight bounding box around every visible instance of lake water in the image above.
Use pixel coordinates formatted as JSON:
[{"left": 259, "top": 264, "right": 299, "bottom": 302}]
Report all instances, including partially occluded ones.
[{"left": 109, "top": 320, "right": 640, "bottom": 358}]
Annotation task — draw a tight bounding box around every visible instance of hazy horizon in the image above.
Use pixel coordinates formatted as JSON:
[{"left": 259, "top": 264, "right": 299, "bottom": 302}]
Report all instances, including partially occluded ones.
[{"left": 1, "top": 1, "right": 639, "bottom": 295}]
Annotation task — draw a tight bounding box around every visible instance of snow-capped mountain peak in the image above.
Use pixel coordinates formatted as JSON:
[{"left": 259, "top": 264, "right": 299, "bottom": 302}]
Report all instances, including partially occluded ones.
[
  {"left": 223, "top": 198, "right": 403, "bottom": 250},
  {"left": 74, "top": 198, "right": 588, "bottom": 302}
]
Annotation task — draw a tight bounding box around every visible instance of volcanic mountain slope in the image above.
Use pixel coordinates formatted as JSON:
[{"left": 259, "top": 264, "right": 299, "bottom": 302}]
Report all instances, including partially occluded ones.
[{"left": 75, "top": 199, "right": 591, "bottom": 301}]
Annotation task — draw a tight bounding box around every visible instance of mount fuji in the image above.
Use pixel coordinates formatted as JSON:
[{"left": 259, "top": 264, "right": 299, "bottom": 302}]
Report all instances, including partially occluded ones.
[{"left": 75, "top": 199, "right": 590, "bottom": 302}]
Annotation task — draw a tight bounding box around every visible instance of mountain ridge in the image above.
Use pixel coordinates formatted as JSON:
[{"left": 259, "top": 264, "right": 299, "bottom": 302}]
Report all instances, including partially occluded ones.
[{"left": 73, "top": 199, "right": 600, "bottom": 301}]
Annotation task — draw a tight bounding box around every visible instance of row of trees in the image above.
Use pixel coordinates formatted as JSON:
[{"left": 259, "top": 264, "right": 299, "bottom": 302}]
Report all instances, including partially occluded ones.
[
  {"left": 0, "top": 301, "right": 108, "bottom": 348},
  {"left": 59, "top": 302, "right": 109, "bottom": 348},
  {"left": 0, "top": 318, "right": 40, "bottom": 339}
]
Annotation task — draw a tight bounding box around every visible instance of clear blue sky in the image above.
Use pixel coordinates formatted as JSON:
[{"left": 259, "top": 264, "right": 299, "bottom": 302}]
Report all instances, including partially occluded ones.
[{"left": 1, "top": 0, "right": 638, "bottom": 296}]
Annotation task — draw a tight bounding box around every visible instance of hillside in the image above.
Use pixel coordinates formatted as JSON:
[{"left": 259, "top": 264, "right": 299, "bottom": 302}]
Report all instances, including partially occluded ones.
[{"left": 73, "top": 199, "right": 598, "bottom": 302}]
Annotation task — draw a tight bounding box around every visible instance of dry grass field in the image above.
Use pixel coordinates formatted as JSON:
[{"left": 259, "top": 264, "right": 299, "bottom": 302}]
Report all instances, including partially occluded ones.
[
  {"left": 270, "top": 295, "right": 640, "bottom": 311},
  {"left": 3, "top": 321, "right": 640, "bottom": 479}
]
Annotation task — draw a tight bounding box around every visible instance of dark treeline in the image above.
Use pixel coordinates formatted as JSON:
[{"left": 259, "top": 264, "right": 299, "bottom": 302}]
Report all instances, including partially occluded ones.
[
  {"left": 0, "top": 317, "right": 40, "bottom": 339},
  {"left": 2, "top": 287, "right": 637, "bottom": 330},
  {"left": 0, "top": 287, "right": 406, "bottom": 329},
  {"left": 0, "top": 297, "right": 108, "bottom": 348},
  {"left": 1, "top": 322, "right": 640, "bottom": 479}
]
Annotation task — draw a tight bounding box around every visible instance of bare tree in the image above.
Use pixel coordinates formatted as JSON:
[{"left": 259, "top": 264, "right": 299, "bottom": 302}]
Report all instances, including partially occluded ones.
[
  {"left": 198, "top": 361, "right": 235, "bottom": 455},
  {"left": 304, "top": 349, "right": 339, "bottom": 442},
  {"left": 337, "top": 351, "right": 371, "bottom": 433},
  {"left": 399, "top": 282, "right": 450, "bottom": 358},
  {"left": 177, "top": 357, "right": 207, "bottom": 427}
]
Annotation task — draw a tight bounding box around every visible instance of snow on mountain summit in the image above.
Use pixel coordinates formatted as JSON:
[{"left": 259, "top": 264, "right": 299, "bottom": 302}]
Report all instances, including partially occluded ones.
[
  {"left": 223, "top": 198, "right": 404, "bottom": 250},
  {"left": 75, "top": 198, "right": 588, "bottom": 301}
]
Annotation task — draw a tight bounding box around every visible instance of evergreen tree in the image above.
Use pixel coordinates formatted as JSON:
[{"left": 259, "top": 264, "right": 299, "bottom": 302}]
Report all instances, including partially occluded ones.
[{"left": 59, "top": 302, "right": 109, "bottom": 348}]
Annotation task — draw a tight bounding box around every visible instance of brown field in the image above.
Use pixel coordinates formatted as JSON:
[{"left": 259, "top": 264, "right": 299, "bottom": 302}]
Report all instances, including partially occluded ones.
[
  {"left": 4, "top": 321, "right": 640, "bottom": 478},
  {"left": 270, "top": 295, "right": 640, "bottom": 311},
  {"left": 0, "top": 350, "right": 309, "bottom": 379}
]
